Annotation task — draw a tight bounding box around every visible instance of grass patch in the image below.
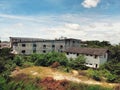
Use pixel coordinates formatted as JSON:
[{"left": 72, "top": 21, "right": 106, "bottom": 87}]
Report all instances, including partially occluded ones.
[{"left": 67, "top": 82, "right": 113, "bottom": 90}]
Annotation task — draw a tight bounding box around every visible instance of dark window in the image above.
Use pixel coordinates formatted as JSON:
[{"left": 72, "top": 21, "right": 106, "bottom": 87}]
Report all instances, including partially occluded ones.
[
  {"left": 77, "top": 53, "right": 79, "bottom": 56},
  {"left": 72, "top": 41, "right": 75, "bottom": 47},
  {"left": 95, "top": 64, "right": 98, "bottom": 68},
  {"left": 52, "top": 45, "right": 55, "bottom": 48},
  {"left": 43, "top": 50, "right": 46, "bottom": 53},
  {"left": 22, "top": 44, "right": 26, "bottom": 47},
  {"left": 104, "top": 54, "right": 106, "bottom": 58},
  {"left": 14, "top": 43, "right": 18, "bottom": 46},
  {"left": 21, "top": 50, "right": 25, "bottom": 54},
  {"left": 33, "top": 50, "right": 36, "bottom": 53},
  {"left": 33, "top": 43, "right": 37, "bottom": 47},
  {"left": 43, "top": 45, "right": 46, "bottom": 48},
  {"left": 60, "top": 45, "right": 63, "bottom": 49},
  {"left": 73, "top": 41, "right": 75, "bottom": 43},
  {"left": 67, "top": 52, "right": 69, "bottom": 55},
  {"left": 94, "top": 55, "right": 98, "bottom": 59}
]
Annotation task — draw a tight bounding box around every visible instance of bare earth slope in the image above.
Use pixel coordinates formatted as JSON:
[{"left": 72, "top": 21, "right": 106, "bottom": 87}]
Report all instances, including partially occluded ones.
[{"left": 11, "top": 66, "right": 118, "bottom": 88}]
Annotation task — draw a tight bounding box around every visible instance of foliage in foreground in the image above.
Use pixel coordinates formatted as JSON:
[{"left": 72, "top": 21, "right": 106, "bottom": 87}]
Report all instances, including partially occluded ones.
[
  {"left": 31, "top": 52, "right": 68, "bottom": 66},
  {"left": 67, "top": 82, "right": 113, "bottom": 90},
  {"left": 0, "top": 75, "right": 42, "bottom": 90},
  {"left": 68, "top": 55, "right": 87, "bottom": 70},
  {"left": 87, "top": 69, "right": 117, "bottom": 82}
]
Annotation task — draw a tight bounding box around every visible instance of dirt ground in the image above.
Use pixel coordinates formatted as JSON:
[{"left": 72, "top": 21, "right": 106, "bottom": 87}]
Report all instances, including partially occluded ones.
[{"left": 11, "top": 66, "right": 118, "bottom": 88}]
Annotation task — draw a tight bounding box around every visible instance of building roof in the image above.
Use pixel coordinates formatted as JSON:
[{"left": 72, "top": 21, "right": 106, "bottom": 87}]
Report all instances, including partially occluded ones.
[
  {"left": 65, "top": 47, "right": 108, "bottom": 56},
  {"left": 10, "top": 37, "right": 45, "bottom": 42},
  {"left": 10, "top": 37, "right": 81, "bottom": 43}
]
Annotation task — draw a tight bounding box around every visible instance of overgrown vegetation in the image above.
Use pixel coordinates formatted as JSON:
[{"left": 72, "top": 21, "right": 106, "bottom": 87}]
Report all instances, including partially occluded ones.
[
  {"left": 0, "top": 40, "right": 120, "bottom": 89},
  {"left": 68, "top": 55, "right": 88, "bottom": 70},
  {"left": 33, "top": 52, "right": 68, "bottom": 66},
  {"left": 0, "top": 75, "right": 43, "bottom": 90},
  {"left": 67, "top": 82, "right": 113, "bottom": 90},
  {"left": 83, "top": 40, "right": 120, "bottom": 83}
]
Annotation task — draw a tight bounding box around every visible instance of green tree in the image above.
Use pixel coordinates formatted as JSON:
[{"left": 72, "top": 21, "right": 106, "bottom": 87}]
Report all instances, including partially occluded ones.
[
  {"left": 0, "top": 57, "right": 6, "bottom": 73},
  {"left": 0, "top": 76, "right": 6, "bottom": 90},
  {"left": 45, "top": 52, "right": 68, "bottom": 66},
  {"left": 0, "top": 48, "right": 11, "bottom": 57},
  {"left": 69, "top": 55, "right": 86, "bottom": 70},
  {"left": 34, "top": 52, "right": 68, "bottom": 66},
  {"left": 83, "top": 40, "right": 111, "bottom": 48},
  {"left": 13, "top": 55, "right": 24, "bottom": 66},
  {"left": 34, "top": 54, "right": 47, "bottom": 66}
]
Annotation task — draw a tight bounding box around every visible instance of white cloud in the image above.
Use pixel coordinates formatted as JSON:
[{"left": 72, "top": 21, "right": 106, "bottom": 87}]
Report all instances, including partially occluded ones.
[
  {"left": 1, "top": 14, "right": 120, "bottom": 44},
  {"left": 65, "top": 23, "right": 80, "bottom": 30},
  {"left": 82, "top": 0, "right": 100, "bottom": 8}
]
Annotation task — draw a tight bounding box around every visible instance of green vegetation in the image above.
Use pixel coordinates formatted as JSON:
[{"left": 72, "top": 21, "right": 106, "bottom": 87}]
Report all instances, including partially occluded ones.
[
  {"left": 84, "top": 40, "right": 120, "bottom": 83},
  {"left": 33, "top": 52, "right": 68, "bottom": 66},
  {"left": 87, "top": 69, "right": 117, "bottom": 82},
  {"left": 82, "top": 40, "right": 111, "bottom": 48},
  {"left": 0, "top": 75, "right": 42, "bottom": 90},
  {"left": 0, "top": 40, "right": 120, "bottom": 89},
  {"left": 67, "top": 82, "right": 113, "bottom": 90},
  {"left": 68, "top": 55, "right": 88, "bottom": 70}
]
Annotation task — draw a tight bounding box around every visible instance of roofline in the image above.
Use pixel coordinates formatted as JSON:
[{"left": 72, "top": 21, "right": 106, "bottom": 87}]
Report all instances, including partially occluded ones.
[
  {"left": 9, "top": 37, "right": 81, "bottom": 42},
  {"left": 65, "top": 47, "right": 108, "bottom": 56}
]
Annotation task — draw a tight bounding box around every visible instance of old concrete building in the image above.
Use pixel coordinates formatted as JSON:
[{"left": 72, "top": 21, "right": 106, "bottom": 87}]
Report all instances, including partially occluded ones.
[
  {"left": 10, "top": 37, "right": 81, "bottom": 54},
  {"left": 65, "top": 47, "right": 108, "bottom": 68}
]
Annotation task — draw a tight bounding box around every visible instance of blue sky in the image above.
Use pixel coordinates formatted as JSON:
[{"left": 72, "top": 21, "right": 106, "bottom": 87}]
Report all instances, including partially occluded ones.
[{"left": 0, "top": 0, "right": 120, "bottom": 44}]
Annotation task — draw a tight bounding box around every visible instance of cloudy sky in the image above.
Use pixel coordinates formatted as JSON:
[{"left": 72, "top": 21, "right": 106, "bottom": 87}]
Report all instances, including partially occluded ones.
[{"left": 0, "top": 0, "right": 120, "bottom": 44}]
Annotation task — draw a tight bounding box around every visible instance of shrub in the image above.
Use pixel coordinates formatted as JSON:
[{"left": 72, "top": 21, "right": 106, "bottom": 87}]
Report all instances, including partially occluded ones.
[
  {"left": 13, "top": 55, "right": 24, "bottom": 66},
  {"left": 68, "top": 55, "right": 86, "bottom": 70},
  {"left": 34, "top": 54, "right": 47, "bottom": 66},
  {"left": 87, "top": 69, "right": 101, "bottom": 81},
  {"left": 22, "top": 61, "right": 34, "bottom": 68},
  {"left": 6, "top": 81, "right": 42, "bottom": 90},
  {"left": 67, "top": 82, "right": 112, "bottom": 90},
  {"left": 0, "top": 57, "right": 6, "bottom": 73},
  {"left": 34, "top": 52, "right": 69, "bottom": 67},
  {"left": 106, "top": 73, "right": 116, "bottom": 82}
]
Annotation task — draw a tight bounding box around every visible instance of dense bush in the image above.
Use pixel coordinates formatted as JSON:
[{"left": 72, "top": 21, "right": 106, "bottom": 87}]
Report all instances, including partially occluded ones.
[
  {"left": 33, "top": 52, "right": 68, "bottom": 66},
  {"left": 32, "top": 52, "right": 87, "bottom": 70},
  {"left": 0, "top": 76, "right": 6, "bottom": 90},
  {"left": 68, "top": 55, "right": 87, "bottom": 70},
  {"left": 100, "top": 61, "right": 120, "bottom": 83},
  {"left": 13, "top": 55, "right": 24, "bottom": 66},
  {"left": 6, "top": 81, "right": 42, "bottom": 90},
  {"left": 87, "top": 68, "right": 118, "bottom": 82},
  {"left": 67, "top": 82, "right": 113, "bottom": 90},
  {"left": 0, "top": 74, "right": 42, "bottom": 90},
  {"left": 0, "top": 57, "right": 6, "bottom": 73},
  {"left": 87, "top": 69, "right": 101, "bottom": 81}
]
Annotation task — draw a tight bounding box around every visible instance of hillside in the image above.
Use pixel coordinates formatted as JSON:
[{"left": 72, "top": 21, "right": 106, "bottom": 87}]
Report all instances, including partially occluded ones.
[{"left": 11, "top": 66, "right": 117, "bottom": 88}]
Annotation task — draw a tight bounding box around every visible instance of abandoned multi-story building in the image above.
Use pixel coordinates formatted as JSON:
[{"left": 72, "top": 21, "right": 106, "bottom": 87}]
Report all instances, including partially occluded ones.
[
  {"left": 10, "top": 37, "right": 81, "bottom": 54},
  {"left": 10, "top": 37, "right": 109, "bottom": 68},
  {"left": 65, "top": 47, "right": 108, "bottom": 68}
]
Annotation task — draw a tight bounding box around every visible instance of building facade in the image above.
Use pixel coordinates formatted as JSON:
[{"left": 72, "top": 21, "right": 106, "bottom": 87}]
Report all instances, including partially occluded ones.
[
  {"left": 10, "top": 37, "right": 81, "bottom": 55},
  {"left": 0, "top": 42, "right": 10, "bottom": 49},
  {"left": 65, "top": 47, "right": 108, "bottom": 68}
]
